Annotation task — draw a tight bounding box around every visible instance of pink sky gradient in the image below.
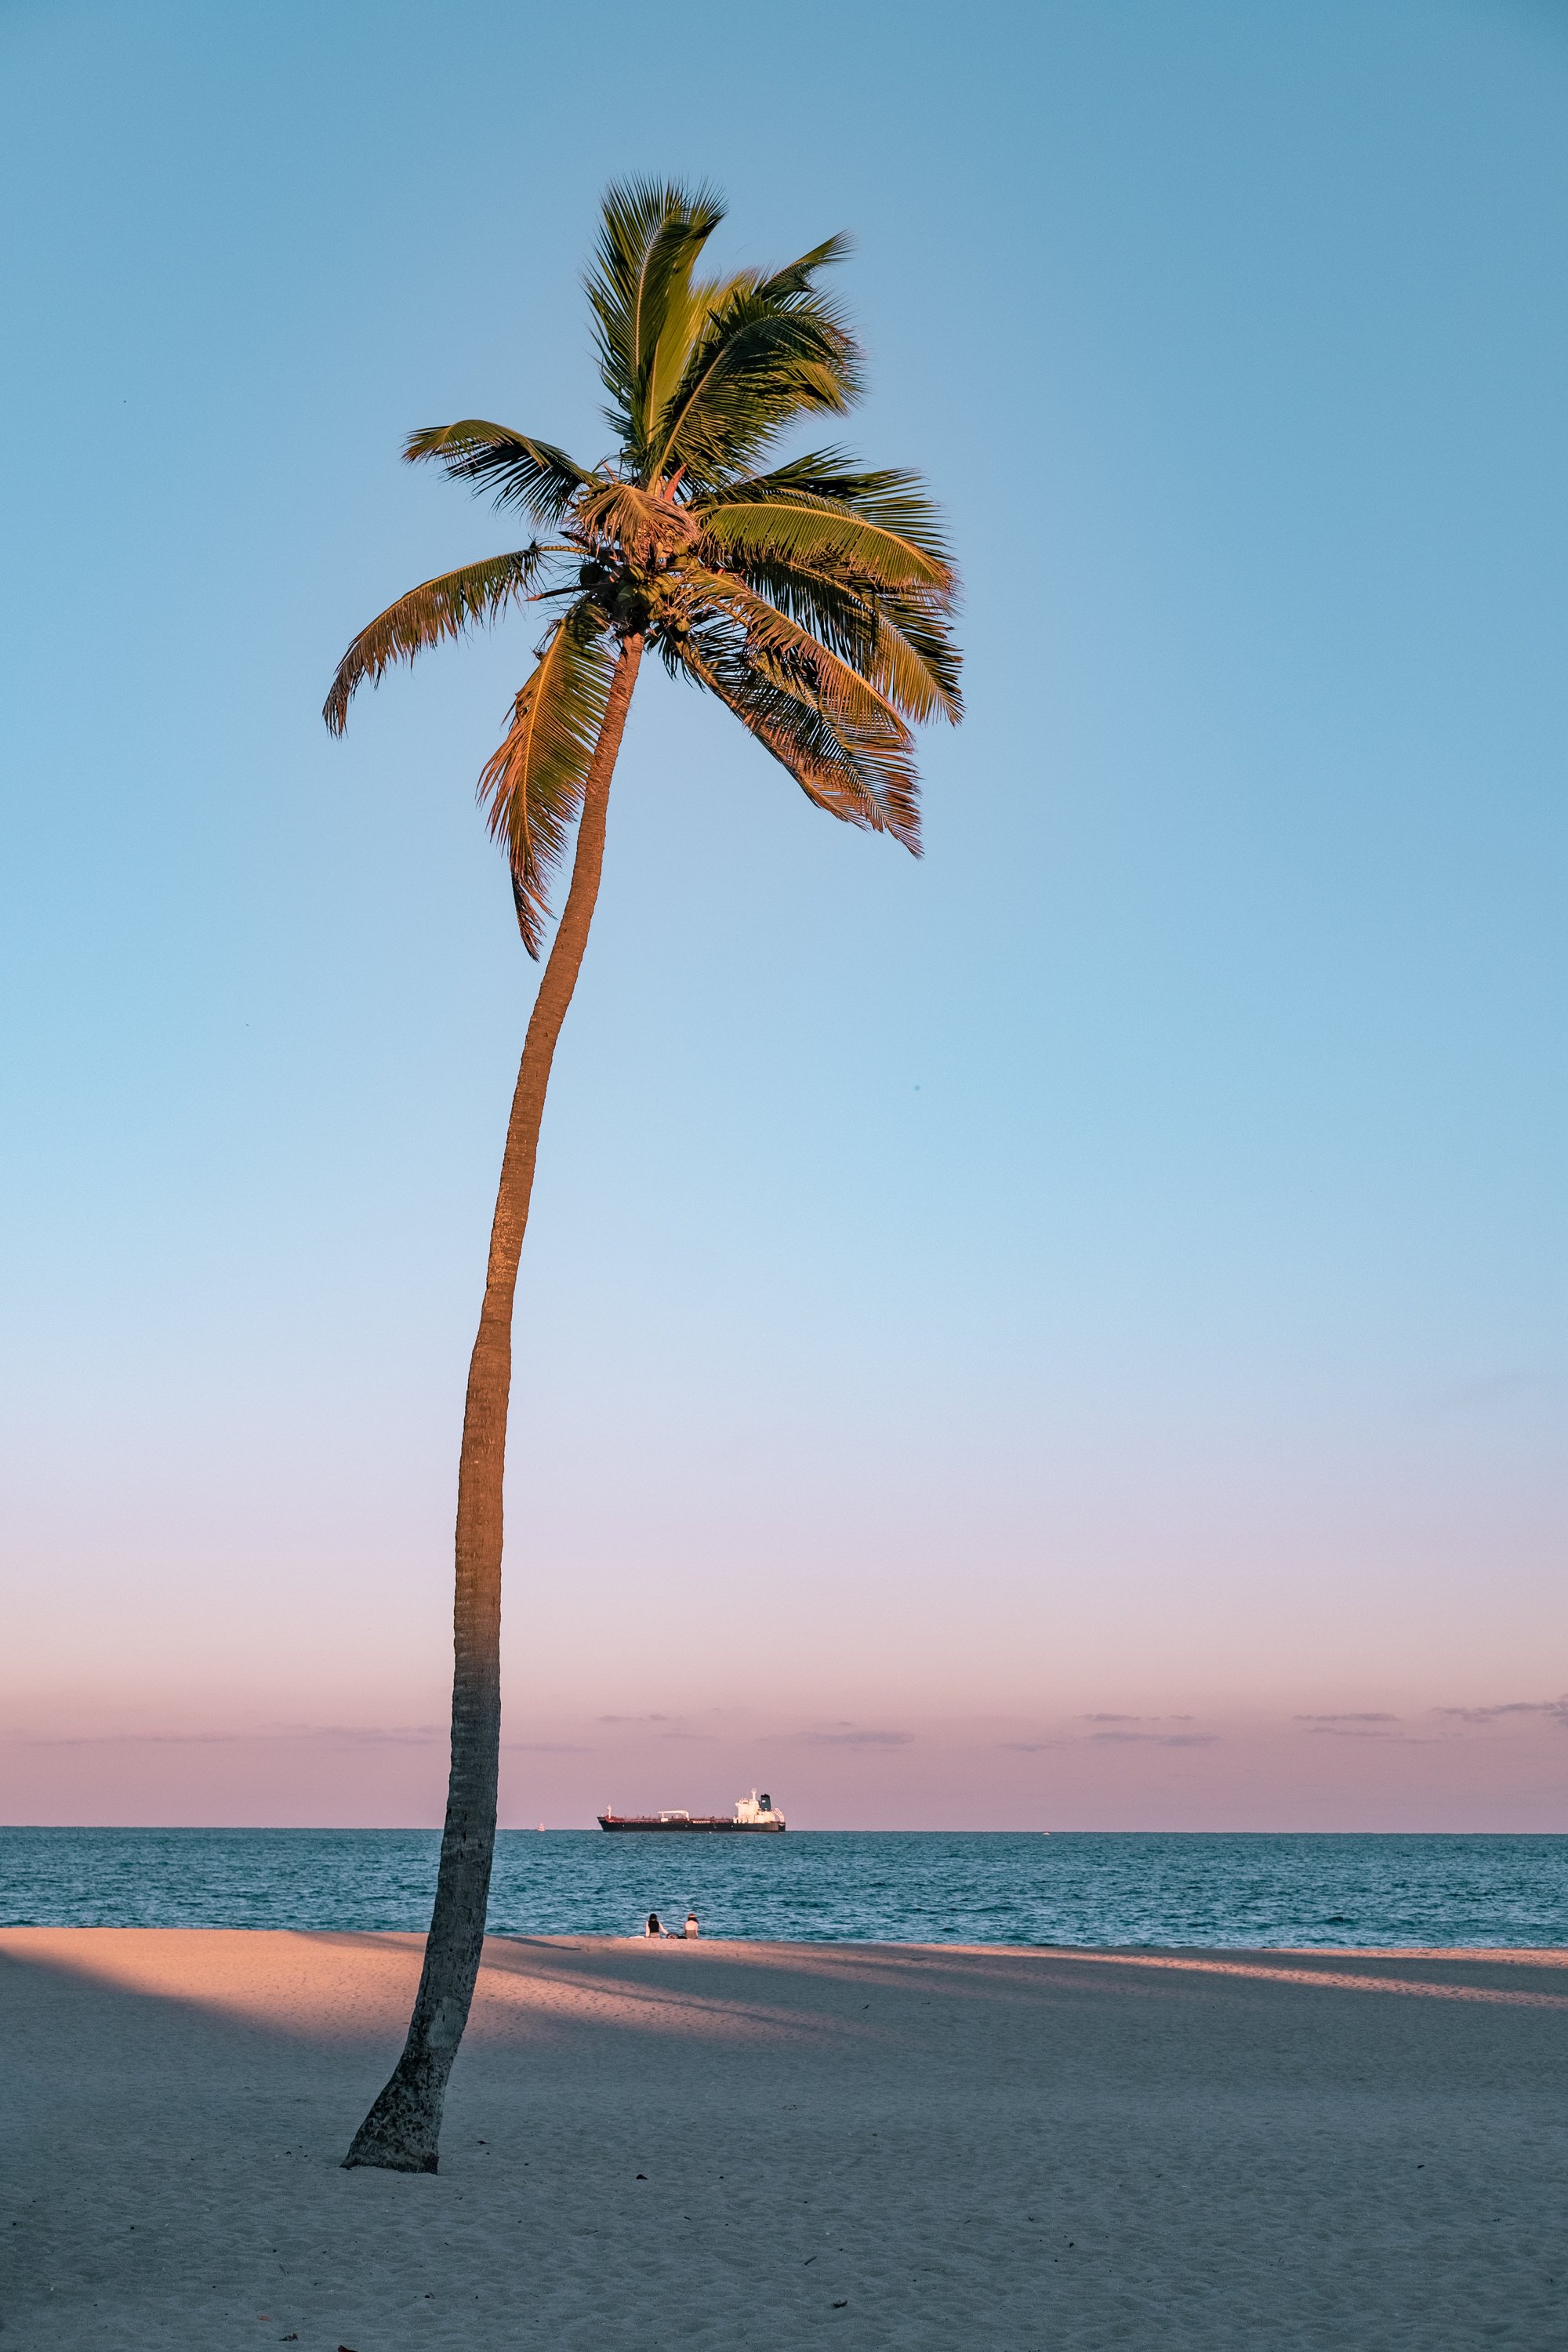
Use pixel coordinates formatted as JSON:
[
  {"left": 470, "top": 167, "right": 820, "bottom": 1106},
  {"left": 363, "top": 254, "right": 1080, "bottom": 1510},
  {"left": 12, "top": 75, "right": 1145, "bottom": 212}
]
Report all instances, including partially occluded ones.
[
  {"left": 5, "top": 1325, "right": 1562, "bottom": 1827},
  {"left": 4, "top": 1702, "right": 1566, "bottom": 1832},
  {"left": 5, "top": 1358, "right": 1563, "bottom": 1828}
]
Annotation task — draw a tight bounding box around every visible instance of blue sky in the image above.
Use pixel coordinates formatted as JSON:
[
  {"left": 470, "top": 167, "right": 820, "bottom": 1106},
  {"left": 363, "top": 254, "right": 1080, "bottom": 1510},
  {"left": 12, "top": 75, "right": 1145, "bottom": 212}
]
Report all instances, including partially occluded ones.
[{"left": 2, "top": 0, "right": 1564, "bottom": 1826}]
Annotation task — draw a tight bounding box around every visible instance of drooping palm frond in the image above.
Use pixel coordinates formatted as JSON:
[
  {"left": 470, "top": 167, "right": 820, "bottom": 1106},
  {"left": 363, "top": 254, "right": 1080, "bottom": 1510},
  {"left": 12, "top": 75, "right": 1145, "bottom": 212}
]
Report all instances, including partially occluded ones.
[
  {"left": 671, "top": 623, "right": 920, "bottom": 849},
  {"left": 721, "top": 554, "right": 876, "bottom": 655},
  {"left": 697, "top": 453, "right": 960, "bottom": 721},
  {"left": 404, "top": 423, "right": 594, "bottom": 524},
  {"left": 477, "top": 604, "right": 617, "bottom": 955},
  {"left": 721, "top": 561, "right": 960, "bottom": 727},
  {"left": 323, "top": 546, "right": 557, "bottom": 734},
  {"left": 862, "top": 593, "right": 964, "bottom": 724},
  {"left": 675, "top": 566, "right": 920, "bottom": 746}
]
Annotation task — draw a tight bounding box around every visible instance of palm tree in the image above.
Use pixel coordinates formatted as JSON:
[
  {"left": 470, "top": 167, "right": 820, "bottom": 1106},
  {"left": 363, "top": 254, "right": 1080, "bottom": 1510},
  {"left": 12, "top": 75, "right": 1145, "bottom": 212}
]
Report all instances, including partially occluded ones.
[{"left": 324, "top": 178, "right": 960, "bottom": 2173}]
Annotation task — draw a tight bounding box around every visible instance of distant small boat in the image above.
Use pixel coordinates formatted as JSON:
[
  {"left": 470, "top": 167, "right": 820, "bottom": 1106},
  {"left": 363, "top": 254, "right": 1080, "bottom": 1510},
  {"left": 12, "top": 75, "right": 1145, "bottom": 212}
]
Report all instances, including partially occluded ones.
[{"left": 598, "top": 1788, "right": 786, "bottom": 1834}]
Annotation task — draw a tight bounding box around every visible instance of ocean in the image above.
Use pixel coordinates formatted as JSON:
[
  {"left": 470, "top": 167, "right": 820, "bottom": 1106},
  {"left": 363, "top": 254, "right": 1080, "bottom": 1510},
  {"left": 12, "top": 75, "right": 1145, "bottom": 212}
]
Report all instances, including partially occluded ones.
[{"left": 2, "top": 1827, "right": 1566, "bottom": 1946}]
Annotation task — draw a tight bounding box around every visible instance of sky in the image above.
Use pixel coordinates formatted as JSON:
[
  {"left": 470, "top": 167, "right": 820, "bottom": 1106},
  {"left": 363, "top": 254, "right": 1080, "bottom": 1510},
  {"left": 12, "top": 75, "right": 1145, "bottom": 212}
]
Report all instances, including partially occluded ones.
[{"left": 2, "top": 0, "right": 1564, "bottom": 1830}]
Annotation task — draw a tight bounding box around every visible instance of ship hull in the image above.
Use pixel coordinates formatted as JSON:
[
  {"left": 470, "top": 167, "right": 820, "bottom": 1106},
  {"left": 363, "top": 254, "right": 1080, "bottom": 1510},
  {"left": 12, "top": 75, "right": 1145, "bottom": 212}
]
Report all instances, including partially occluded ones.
[{"left": 597, "top": 1817, "right": 786, "bottom": 1833}]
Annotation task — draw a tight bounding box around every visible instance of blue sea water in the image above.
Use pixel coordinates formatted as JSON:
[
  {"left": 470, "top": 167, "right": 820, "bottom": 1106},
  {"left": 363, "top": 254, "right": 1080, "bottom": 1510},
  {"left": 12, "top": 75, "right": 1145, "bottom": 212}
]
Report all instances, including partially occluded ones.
[{"left": 2, "top": 1828, "right": 1565, "bottom": 1946}]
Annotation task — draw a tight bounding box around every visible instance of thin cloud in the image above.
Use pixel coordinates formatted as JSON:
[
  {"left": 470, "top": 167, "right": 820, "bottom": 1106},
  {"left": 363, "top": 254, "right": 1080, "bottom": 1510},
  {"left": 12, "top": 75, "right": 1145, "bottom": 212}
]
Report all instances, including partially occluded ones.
[
  {"left": 274, "top": 1724, "right": 444, "bottom": 1746},
  {"left": 13, "top": 1730, "right": 252, "bottom": 1748},
  {"left": 1294, "top": 1712, "right": 1399, "bottom": 1725},
  {"left": 1301, "top": 1726, "right": 1396, "bottom": 1740},
  {"left": 597, "top": 1713, "right": 672, "bottom": 1724},
  {"left": 1083, "top": 1713, "right": 1197, "bottom": 1725},
  {"left": 1087, "top": 1731, "right": 1218, "bottom": 1748},
  {"left": 790, "top": 1730, "right": 914, "bottom": 1748},
  {"left": 999, "top": 1740, "right": 1061, "bottom": 1752},
  {"left": 14, "top": 1723, "right": 445, "bottom": 1748},
  {"left": 1435, "top": 1698, "right": 1568, "bottom": 1726}
]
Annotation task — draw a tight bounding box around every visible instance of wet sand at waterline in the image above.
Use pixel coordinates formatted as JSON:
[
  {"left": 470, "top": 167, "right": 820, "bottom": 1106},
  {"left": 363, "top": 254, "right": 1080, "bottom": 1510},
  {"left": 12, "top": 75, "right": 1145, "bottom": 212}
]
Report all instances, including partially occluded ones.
[{"left": 3, "top": 1930, "right": 1565, "bottom": 2348}]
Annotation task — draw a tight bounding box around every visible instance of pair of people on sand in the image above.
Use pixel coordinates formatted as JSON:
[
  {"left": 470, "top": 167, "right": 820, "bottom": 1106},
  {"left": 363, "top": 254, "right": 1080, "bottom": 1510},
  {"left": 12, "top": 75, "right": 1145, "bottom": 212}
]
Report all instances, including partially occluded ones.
[{"left": 644, "top": 1908, "right": 700, "bottom": 1940}]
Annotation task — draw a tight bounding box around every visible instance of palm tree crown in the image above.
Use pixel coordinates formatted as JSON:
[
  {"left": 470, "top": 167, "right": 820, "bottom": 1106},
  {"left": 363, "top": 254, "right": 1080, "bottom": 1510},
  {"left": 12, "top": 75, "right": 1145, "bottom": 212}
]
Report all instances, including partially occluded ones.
[{"left": 325, "top": 177, "right": 961, "bottom": 953}]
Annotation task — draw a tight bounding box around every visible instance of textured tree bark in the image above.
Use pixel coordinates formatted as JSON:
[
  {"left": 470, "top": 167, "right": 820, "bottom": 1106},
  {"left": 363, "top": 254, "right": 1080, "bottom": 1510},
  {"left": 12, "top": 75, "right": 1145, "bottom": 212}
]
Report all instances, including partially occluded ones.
[{"left": 343, "top": 634, "right": 645, "bottom": 2173}]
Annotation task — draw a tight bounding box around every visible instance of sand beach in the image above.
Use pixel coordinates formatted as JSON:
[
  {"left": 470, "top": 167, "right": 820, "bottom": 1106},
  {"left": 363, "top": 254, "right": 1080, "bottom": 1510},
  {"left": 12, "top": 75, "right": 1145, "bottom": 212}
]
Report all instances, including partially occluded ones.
[{"left": 3, "top": 1929, "right": 1566, "bottom": 2348}]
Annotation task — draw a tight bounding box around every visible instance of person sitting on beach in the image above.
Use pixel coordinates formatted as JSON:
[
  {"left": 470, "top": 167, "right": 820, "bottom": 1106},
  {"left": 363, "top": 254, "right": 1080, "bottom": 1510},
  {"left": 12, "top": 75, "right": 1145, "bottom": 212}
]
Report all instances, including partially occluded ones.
[
  {"left": 683, "top": 1908, "right": 700, "bottom": 1939},
  {"left": 644, "top": 1911, "right": 666, "bottom": 1938}
]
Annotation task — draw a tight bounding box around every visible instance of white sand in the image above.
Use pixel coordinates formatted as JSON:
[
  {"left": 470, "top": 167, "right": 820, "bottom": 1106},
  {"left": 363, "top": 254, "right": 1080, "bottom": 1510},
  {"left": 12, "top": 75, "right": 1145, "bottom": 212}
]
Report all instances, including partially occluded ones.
[{"left": 3, "top": 1930, "right": 1566, "bottom": 2348}]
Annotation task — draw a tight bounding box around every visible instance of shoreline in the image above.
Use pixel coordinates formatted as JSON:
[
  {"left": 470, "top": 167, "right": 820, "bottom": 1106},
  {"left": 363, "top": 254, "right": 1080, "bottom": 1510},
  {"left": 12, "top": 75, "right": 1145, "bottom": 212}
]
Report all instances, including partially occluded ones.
[{"left": 5, "top": 1925, "right": 1568, "bottom": 1951}]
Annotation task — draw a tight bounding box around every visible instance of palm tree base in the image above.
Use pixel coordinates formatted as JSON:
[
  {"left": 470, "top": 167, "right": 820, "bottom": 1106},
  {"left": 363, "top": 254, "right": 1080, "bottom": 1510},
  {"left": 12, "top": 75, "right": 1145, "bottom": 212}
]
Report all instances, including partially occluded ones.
[{"left": 342, "top": 2062, "right": 445, "bottom": 2173}]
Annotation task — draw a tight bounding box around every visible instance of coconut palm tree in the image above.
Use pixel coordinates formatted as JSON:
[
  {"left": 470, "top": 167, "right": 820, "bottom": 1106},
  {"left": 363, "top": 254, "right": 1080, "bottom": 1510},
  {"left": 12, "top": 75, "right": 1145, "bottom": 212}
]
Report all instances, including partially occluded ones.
[{"left": 324, "top": 178, "right": 960, "bottom": 2172}]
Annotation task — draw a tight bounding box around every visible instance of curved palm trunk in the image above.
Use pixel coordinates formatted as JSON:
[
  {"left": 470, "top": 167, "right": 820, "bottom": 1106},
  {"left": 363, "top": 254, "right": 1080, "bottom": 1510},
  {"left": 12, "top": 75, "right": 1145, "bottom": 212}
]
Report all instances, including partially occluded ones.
[{"left": 344, "top": 635, "right": 645, "bottom": 2174}]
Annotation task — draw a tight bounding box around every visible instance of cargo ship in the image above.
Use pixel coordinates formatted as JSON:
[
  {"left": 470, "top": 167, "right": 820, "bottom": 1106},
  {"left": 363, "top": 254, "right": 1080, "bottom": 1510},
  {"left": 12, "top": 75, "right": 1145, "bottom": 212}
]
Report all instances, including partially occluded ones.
[{"left": 598, "top": 1789, "right": 786, "bottom": 1833}]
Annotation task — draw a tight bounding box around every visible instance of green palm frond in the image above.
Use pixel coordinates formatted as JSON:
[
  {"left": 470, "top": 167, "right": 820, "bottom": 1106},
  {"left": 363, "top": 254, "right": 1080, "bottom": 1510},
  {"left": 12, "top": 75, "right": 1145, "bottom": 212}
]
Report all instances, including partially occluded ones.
[
  {"left": 860, "top": 597, "right": 968, "bottom": 724},
  {"left": 586, "top": 179, "right": 725, "bottom": 458},
  {"left": 323, "top": 546, "right": 557, "bottom": 734},
  {"left": 404, "top": 423, "right": 593, "bottom": 524},
  {"left": 755, "top": 234, "right": 853, "bottom": 298},
  {"left": 733, "top": 566, "right": 960, "bottom": 726},
  {"left": 677, "top": 566, "right": 918, "bottom": 746},
  {"left": 672, "top": 625, "right": 920, "bottom": 849},
  {"left": 867, "top": 593, "right": 964, "bottom": 724},
  {"left": 644, "top": 259, "right": 862, "bottom": 491},
  {"left": 699, "top": 453, "right": 953, "bottom": 577},
  {"left": 698, "top": 496, "right": 950, "bottom": 590},
  {"left": 700, "top": 557, "right": 945, "bottom": 725},
  {"left": 705, "top": 447, "right": 930, "bottom": 506},
  {"left": 723, "top": 555, "right": 874, "bottom": 651},
  {"left": 697, "top": 452, "right": 960, "bottom": 718},
  {"left": 477, "top": 604, "right": 617, "bottom": 956}
]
